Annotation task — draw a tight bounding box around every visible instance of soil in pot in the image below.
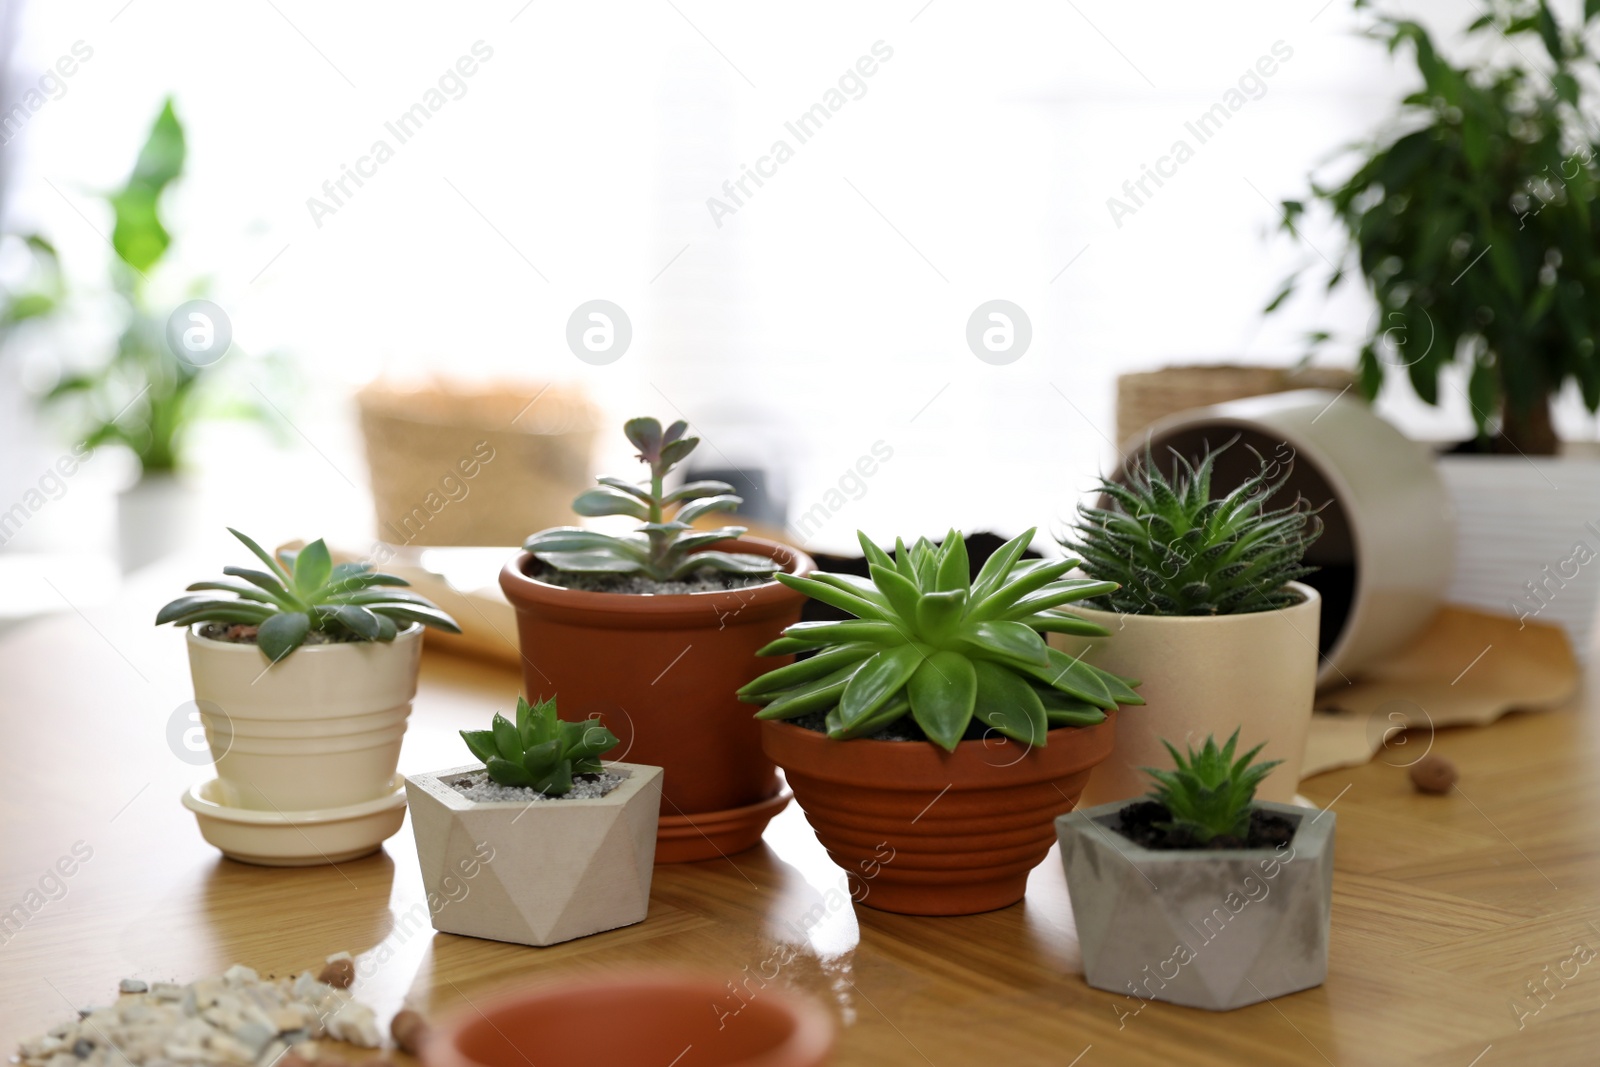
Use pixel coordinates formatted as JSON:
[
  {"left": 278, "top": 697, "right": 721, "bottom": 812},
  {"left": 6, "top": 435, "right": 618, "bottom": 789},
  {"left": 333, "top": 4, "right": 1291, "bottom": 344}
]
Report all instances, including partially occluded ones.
[
  {"left": 196, "top": 622, "right": 363, "bottom": 646},
  {"left": 530, "top": 559, "right": 773, "bottom": 596},
  {"left": 1112, "top": 800, "right": 1298, "bottom": 851}
]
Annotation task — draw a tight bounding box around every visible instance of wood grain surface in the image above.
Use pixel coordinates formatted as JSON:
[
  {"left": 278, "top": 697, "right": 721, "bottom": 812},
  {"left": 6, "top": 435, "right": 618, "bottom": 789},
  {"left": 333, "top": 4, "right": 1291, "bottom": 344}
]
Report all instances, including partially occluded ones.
[{"left": 2, "top": 559, "right": 1598, "bottom": 1066}]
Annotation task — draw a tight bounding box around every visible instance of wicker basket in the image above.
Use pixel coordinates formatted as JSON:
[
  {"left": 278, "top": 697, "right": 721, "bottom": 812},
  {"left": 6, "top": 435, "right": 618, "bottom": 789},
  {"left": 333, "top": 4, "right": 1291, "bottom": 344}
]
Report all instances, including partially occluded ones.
[
  {"left": 356, "top": 381, "right": 600, "bottom": 547},
  {"left": 1116, "top": 365, "right": 1357, "bottom": 446}
]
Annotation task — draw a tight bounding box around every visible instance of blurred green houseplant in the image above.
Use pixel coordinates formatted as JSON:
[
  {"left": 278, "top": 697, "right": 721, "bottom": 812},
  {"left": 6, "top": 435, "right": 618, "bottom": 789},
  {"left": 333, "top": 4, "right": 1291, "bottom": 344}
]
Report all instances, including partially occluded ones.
[
  {"left": 1, "top": 97, "right": 281, "bottom": 475},
  {"left": 1273, "top": 0, "right": 1600, "bottom": 454}
]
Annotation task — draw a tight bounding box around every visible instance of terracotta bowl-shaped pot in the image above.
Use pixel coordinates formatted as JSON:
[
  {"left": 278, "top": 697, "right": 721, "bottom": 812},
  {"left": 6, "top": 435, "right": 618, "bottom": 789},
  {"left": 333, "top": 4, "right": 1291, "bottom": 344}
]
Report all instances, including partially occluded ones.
[
  {"left": 762, "top": 715, "right": 1117, "bottom": 916},
  {"left": 423, "top": 973, "right": 835, "bottom": 1067},
  {"left": 500, "top": 538, "right": 814, "bottom": 862}
]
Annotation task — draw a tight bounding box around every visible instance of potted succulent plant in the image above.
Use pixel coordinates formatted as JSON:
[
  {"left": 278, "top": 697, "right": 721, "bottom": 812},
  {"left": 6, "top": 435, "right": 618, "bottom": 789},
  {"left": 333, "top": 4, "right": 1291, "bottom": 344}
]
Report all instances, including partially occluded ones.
[
  {"left": 1055, "top": 444, "right": 1322, "bottom": 807},
  {"left": 741, "top": 528, "right": 1141, "bottom": 916},
  {"left": 1057, "top": 731, "right": 1335, "bottom": 1012},
  {"left": 404, "top": 696, "right": 663, "bottom": 947},
  {"left": 157, "top": 528, "right": 460, "bottom": 864},
  {"left": 500, "top": 416, "right": 814, "bottom": 863},
  {"left": 1273, "top": 1, "right": 1600, "bottom": 652}
]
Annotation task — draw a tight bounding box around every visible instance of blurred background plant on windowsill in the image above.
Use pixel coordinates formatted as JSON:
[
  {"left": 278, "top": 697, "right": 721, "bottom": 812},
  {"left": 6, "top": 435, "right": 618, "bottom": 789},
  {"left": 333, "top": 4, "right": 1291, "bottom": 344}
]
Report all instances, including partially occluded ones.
[{"left": 1, "top": 96, "right": 292, "bottom": 571}]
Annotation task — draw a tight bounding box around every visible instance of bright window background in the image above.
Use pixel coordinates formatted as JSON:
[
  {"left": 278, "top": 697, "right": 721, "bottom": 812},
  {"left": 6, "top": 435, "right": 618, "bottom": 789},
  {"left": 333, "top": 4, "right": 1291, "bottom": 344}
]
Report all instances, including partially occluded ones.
[{"left": 2, "top": 0, "right": 1592, "bottom": 614}]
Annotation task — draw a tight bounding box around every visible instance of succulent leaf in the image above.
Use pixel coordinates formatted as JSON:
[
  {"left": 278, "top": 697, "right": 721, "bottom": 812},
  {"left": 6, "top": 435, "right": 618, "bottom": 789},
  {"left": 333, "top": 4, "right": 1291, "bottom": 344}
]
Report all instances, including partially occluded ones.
[
  {"left": 1141, "top": 729, "right": 1283, "bottom": 844},
  {"left": 463, "top": 696, "right": 619, "bottom": 796}
]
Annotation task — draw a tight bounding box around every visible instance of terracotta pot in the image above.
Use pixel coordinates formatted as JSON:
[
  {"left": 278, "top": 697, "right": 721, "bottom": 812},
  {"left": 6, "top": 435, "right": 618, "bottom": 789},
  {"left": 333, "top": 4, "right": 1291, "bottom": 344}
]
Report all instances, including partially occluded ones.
[
  {"left": 499, "top": 538, "right": 814, "bottom": 863},
  {"left": 1051, "top": 583, "right": 1319, "bottom": 808},
  {"left": 761, "top": 716, "right": 1117, "bottom": 916},
  {"left": 185, "top": 624, "right": 424, "bottom": 811},
  {"left": 423, "top": 972, "right": 835, "bottom": 1067}
]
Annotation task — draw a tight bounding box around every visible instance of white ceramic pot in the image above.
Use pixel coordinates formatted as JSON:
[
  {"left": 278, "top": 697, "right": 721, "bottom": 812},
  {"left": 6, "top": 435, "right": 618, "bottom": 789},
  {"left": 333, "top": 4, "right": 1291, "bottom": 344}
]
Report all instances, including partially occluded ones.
[
  {"left": 1133, "top": 390, "right": 1455, "bottom": 684},
  {"left": 185, "top": 624, "right": 424, "bottom": 811},
  {"left": 118, "top": 473, "right": 201, "bottom": 573},
  {"left": 1057, "top": 799, "right": 1335, "bottom": 1011},
  {"left": 1437, "top": 451, "right": 1600, "bottom": 660},
  {"left": 404, "top": 762, "right": 663, "bottom": 947},
  {"left": 1051, "top": 583, "right": 1320, "bottom": 807}
]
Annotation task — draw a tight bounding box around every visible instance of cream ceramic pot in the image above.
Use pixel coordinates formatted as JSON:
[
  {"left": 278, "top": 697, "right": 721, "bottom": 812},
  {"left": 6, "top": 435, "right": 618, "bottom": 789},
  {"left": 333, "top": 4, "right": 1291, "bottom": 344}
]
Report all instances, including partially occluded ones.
[
  {"left": 1051, "top": 583, "right": 1320, "bottom": 807},
  {"left": 1133, "top": 389, "right": 1454, "bottom": 684},
  {"left": 185, "top": 625, "right": 424, "bottom": 811}
]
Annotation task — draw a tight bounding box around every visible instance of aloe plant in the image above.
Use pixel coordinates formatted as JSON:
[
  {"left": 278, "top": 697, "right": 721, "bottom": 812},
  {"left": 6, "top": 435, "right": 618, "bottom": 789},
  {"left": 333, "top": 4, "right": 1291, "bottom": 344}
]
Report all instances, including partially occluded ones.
[
  {"left": 1142, "top": 730, "right": 1282, "bottom": 844},
  {"left": 524, "top": 416, "right": 778, "bottom": 581},
  {"left": 738, "top": 528, "right": 1142, "bottom": 751},
  {"left": 155, "top": 527, "right": 460, "bottom": 661},
  {"left": 460, "top": 696, "right": 619, "bottom": 796},
  {"left": 1064, "top": 443, "right": 1321, "bottom": 616}
]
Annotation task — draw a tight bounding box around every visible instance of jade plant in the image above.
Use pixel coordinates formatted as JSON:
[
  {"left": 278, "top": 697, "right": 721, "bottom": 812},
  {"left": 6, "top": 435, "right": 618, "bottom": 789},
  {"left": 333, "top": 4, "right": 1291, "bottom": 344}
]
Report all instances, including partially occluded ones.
[
  {"left": 460, "top": 696, "right": 620, "bottom": 796},
  {"left": 1142, "top": 730, "right": 1282, "bottom": 845},
  {"left": 738, "top": 528, "right": 1142, "bottom": 750},
  {"left": 1064, "top": 443, "right": 1322, "bottom": 616},
  {"left": 155, "top": 527, "right": 460, "bottom": 661},
  {"left": 524, "top": 416, "right": 778, "bottom": 580}
]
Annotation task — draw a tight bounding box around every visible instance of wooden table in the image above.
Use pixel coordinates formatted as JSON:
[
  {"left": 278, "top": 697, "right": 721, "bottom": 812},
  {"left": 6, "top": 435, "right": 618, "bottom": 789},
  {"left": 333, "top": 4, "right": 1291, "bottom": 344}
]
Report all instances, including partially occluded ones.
[{"left": 4, "top": 561, "right": 1600, "bottom": 1066}]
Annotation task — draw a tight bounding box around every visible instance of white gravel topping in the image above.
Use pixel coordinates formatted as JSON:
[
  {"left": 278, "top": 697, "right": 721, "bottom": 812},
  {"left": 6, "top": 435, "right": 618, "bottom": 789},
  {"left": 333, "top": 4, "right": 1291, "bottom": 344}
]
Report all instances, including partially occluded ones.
[{"left": 449, "top": 770, "right": 626, "bottom": 804}]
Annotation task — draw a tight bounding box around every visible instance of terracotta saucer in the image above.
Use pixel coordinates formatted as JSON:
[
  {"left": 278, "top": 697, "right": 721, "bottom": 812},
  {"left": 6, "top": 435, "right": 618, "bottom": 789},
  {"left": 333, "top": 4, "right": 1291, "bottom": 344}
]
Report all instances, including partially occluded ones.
[
  {"left": 654, "top": 786, "right": 791, "bottom": 864},
  {"left": 181, "top": 774, "right": 406, "bottom": 867}
]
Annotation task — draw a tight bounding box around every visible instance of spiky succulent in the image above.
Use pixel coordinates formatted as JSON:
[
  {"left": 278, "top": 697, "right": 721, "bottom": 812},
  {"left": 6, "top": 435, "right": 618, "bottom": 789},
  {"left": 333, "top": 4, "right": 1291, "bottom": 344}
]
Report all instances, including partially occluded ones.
[
  {"left": 1065, "top": 442, "right": 1322, "bottom": 616},
  {"left": 1142, "top": 730, "right": 1282, "bottom": 844},
  {"left": 524, "top": 416, "right": 779, "bottom": 582},
  {"left": 155, "top": 527, "right": 461, "bottom": 662},
  {"left": 461, "top": 696, "right": 620, "bottom": 795},
  {"left": 738, "top": 528, "right": 1142, "bottom": 751}
]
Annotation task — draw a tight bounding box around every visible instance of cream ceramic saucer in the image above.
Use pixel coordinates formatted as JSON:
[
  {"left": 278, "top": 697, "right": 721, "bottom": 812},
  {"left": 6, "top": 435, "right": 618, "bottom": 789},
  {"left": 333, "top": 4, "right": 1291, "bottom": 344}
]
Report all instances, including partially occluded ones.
[{"left": 181, "top": 775, "right": 407, "bottom": 867}]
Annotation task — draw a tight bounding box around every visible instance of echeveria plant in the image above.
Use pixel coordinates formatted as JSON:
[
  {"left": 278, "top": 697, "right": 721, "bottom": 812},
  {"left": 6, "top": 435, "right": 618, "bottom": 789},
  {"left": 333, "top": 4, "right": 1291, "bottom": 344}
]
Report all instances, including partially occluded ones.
[
  {"left": 460, "top": 696, "right": 619, "bottom": 796},
  {"left": 738, "top": 529, "right": 1141, "bottom": 750},
  {"left": 156, "top": 527, "right": 460, "bottom": 661},
  {"left": 1064, "top": 443, "right": 1321, "bottom": 616},
  {"left": 1142, "top": 730, "right": 1282, "bottom": 845},
  {"left": 524, "top": 416, "right": 778, "bottom": 581}
]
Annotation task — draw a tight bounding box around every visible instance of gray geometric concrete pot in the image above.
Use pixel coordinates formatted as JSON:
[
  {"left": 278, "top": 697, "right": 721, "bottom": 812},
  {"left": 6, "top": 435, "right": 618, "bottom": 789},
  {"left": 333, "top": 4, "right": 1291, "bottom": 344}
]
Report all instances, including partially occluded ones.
[
  {"left": 405, "top": 762, "right": 663, "bottom": 947},
  {"left": 1056, "top": 799, "right": 1335, "bottom": 1011}
]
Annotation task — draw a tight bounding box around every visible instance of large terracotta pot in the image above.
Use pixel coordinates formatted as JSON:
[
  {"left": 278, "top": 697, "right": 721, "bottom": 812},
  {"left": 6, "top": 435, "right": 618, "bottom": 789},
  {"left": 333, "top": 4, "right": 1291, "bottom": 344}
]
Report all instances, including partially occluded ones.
[
  {"left": 761, "top": 715, "right": 1117, "bottom": 916},
  {"left": 500, "top": 538, "right": 814, "bottom": 863},
  {"left": 423, "top": 973, "right": 834, "bottom": 1067},
  {"left": 1050, "top": 583, "right": 1320, "bottom": 808}
]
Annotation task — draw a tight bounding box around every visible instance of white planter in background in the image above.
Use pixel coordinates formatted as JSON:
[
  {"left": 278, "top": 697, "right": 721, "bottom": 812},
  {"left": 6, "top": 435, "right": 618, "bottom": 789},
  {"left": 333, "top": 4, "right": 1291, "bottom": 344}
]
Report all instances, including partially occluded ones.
[
  {"left": 1051, "top": 583, "right": 1320, "bottom": 808},
  {"left": 1437, "top": 451, "right": 1600, "bottom": 660},
  {"left": 404, "top": 762, "right": 663, "bottom": 947},
  {"left": 117, "top": 473, "right": 200, "bottom": 573},
  {"left": 185, "top": 624, "right": 424, "bottom": 811}
]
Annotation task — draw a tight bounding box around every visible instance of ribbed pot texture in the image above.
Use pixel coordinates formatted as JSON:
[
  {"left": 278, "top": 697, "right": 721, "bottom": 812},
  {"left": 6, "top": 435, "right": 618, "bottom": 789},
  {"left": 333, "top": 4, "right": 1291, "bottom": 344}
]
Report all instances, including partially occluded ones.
[
  {"left": 499, "top": 539, "right": 813, "bottom": 819},
  {"left": 762, "top": 715, "right": 1117, "bottom": 916},
  {"left": 185, "top": 624, "right": 423, "bottom": 811}
]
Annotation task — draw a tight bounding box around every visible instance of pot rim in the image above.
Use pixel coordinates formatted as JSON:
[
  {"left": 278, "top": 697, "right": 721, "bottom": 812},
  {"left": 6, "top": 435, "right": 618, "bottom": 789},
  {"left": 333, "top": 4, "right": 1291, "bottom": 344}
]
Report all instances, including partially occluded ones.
[
  {"left": 1058, "top": 797, "right": 1333, "bottom": 861},
  {"left": 184, "top": 621, "right": 425, "bottom": 654},
  {"left": 1054, "top": 580, "right": 1321, "bottom": 630},
  {"left": 404, "top": 761, "right": 661, "bottom": 812},
  {"left": 182, "top": 774, "right": 407, "bottom": 824},
  {"left": 423, "top": 970, "right": 834, "bottom": 1067},
  {"left": 500, "top": 536, "right": 816, "bottom": 616}
]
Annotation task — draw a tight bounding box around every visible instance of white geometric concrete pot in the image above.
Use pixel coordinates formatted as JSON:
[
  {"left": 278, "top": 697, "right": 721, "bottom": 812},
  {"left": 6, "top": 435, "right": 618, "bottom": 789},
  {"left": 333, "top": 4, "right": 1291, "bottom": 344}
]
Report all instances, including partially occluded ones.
[
  {"left": 1050, "top": 583, "right": 1320, "bottom": 808},
  {"left": 185, "top": 624, "right": 424, "bottom": 811},
  {"left": 1133, "top": 390, "right": 1455, "bottom": 684},
  {"left": 1057, "top": 799, "right": 1335, "bottom": 1012},
  {"left": 404, "top": 762, "right": 663, "bottom": 947},
  {"left": 1437, "top": 450, "right": 1600, "bottom": 660}
]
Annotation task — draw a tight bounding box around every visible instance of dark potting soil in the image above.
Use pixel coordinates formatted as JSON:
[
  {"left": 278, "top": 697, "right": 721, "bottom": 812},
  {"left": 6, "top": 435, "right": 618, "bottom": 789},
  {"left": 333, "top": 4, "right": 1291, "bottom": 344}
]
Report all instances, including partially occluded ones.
[
  {"left": 789, "top": 709, "right": 996, "bottom": 744},
  {"left": 1113, "top": 800, "right": 1298, "bottom": 851},
  {"left": 196, "top": 622, "right": 360, "bottom": 645},
  {"left": 530, "top": 560, "right": 774, "bottom": 595}
]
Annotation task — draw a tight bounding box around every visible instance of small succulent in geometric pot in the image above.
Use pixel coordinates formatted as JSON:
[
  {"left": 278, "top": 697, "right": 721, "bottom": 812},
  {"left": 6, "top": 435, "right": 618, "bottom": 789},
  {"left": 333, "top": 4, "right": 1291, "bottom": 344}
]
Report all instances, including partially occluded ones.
[
  {"left": 750, "top": 527, "right": 1141, "bottom": 917},
  {"left": 405, "top": 696, "right": 664, "bottom": 947},
  {"left": 1057, "top": 729, "right": 1335, "bottom": 1011},
  {"left": 1053, "top": 444, "right": 1326, "bottom": 808},
  {"left": 165, "top": 530, "right": 461, "bottom": 865},
  {"left": 499, "top": 415, "right": 815, "bottom": 864}
]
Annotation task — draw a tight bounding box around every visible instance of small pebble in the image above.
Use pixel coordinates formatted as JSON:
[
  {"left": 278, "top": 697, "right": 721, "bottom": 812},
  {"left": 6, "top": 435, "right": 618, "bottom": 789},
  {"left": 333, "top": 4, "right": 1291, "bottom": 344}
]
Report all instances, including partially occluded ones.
[
  {"left": 1409, "top": 754, "right": 1458, "bottom": 794},
  {"left": 317, "top": 955, "right": 355, "bottom": 989},
  {"left": 117, "top": 979, "right": 148, "bottom": 995},
  {"left": 391, "top": 1009, "right": 428, "bottom": 1055},
  {"left": 72, "top": 1039, "right": 93, "bottom": 1058}
]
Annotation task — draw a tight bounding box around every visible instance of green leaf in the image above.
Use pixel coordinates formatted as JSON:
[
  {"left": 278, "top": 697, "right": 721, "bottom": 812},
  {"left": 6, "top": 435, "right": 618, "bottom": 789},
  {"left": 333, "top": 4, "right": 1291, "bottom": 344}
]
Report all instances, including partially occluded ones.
[
  {"left": 256, "top": 611, "right": 311, "bottom": 662},
  {"left": 775, "top": 574, "right": 892, "bottom": 621},
  {"left": 971, "top": 660, "right": 1049, "bottom": 746},
  {"left": 571, "top": 487, "right": 651, "bottom": 520},
  {"left": 914, "top": 589, "right": 967, "bottom": 639},
  {"left": 624, "top": 417, "right": 664, "bottom": 461},
  {"left": 109, "top": 98, "right": 185, "bottom": 272},
  {"left": 960, "top": 620, "right": 1049, "bottom": 667},
  {"left": 739, "top": 643, "right": 876, "bottom": 699},
  {"left": 935, "top": 534, "right": 970, "bottom": 592},
  {"left": 461, "top": 729, "right": 499, "bottom": 765},
  {"left": 838, "top": 645, "right": 924, "bottom": 728},
  {"left": 752, "top": 665, "right": 857, "bottom": 720},
  {"left": 321, "top": 603, "right": 381, "bottom": 640},
  {"left": 907, "top": 651, "right": 977, "bottom": 751},
  {"left": 525, "top": 527, "right": 648, "bottom": 558},
  {"left": 867, "top": 564, "right": 922, "bottom": 622},
  {"left": 671, "top": 550, "right": 780, "bottom": 577},
  {"left": 228, "top": 528, "right": 293, "bottom": 584},
  {"left": 370, "top": 604, "right": 462, "bottom": 634},
  {"left": 597, "top": 476, "right": 654, "bottom": 501},
  {"left": 492, "top": 713, "right": 521, "bottom": 761},
  {"left": 1024, "top": 611, "right": 1110, "bottom": 637},
  {"left": 485, "top": 756, "right": 535, "bottom": 787},
  {"left": 535, "top": 551, "right": 644, "bottom": 574},
  {"left": 675, "top": 494, "right": 742, "bottom": 523},
  {"left": 664, "top": 479, "right": 736, "bottom": 503}
]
